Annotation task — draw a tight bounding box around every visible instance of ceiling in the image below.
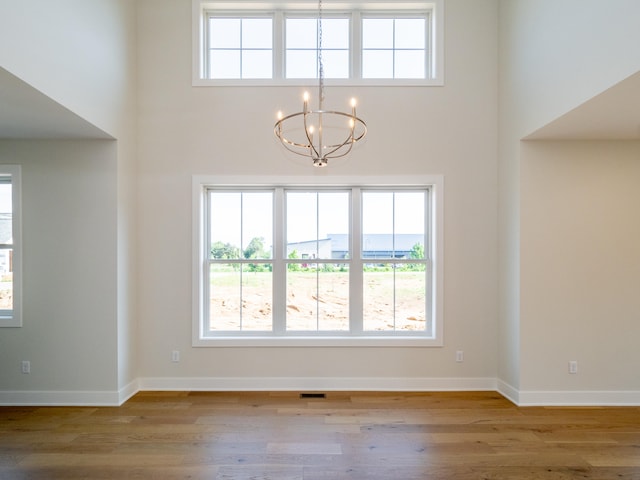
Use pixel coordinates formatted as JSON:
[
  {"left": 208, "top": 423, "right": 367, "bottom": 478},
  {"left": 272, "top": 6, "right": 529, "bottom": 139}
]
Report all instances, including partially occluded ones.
[{"left": 0, "top": 67, "right": 111, "bottom": 140}]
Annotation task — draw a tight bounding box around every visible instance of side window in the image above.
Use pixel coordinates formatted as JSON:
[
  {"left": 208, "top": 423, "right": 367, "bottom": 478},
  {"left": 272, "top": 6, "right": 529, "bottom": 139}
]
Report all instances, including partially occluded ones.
[{"left": 0, "top": 165, "right": 21, "bottom": 327}]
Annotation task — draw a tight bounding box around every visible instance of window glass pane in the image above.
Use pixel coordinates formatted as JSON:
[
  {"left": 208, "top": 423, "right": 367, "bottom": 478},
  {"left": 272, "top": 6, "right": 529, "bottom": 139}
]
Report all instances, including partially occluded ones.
[
  {"left": 321, "top": 50, "right": 349, "bottom": 78},
  {"left": 394, "top": 266, "right": 426, "bottom": 331},
  {"left": 0, "top": 182, "right": 12, "bottom": 242},
  {"left": 394, "top": 191, "right": 425, "bottom": 256},
  {"left": 211, "top": 192, "right": 241, "bottom": 258},
  {"left": 286, "top": 50, "right": 317, "bottom": 78},
  {"left": 395, "top": 50, "right": 425, "bottom": 79},
  {"left": 0, "top": 247, "right": 12, "bottom": 311},
  {"left": 210, "top": 18, "right": 240, "bottom": 48},
  {"left": 362, "top": 18, "right": 393, "bottom": 48},
  {"left": 287, "top": 192, "right": 318, "bottom": 251},
  {"left": 363, "top": 264, "right": 426, "bottom": 332},
  {"left": 395, "top": 19, "right": 425, "bottom": 49},
  {"left": 241, "top": 192, "right": 273, "bottom": 259},
  {"left": 320, "top": 18, "right": 349, "bottom": 49},
  {"left": 362, "top": 191, "right": 393, "bottom": 238},
  {"left": 210, "top": 50, "right": 240, "bottom": 79},
  {"left": 362, "top": 50, "right": 393, "bottom": 78},
  {"left": 286, "top": 264, "right": 349, "bottom": 331},
  {"left": 287, "top": 191, "right": 348, "bottom": 260},
  {"left": 242, "top": 18, "right": 272, "bottom": 48},
  {"left": 318, "top": 192, "right": 349, "bottom": 258},
  {"left": 286, "top": 18, "right": 317, "bottom": 48},
  {"left": 240, "top": 264, "right": 272, "bottom": 331},
  {"left": 210, "top": 192, "right": 272, "bottom": 259},
  {"left": 362, "top": 191, "right": 425, "bottom": 259},
  {"left": 242, "top": 50, "right": 272, "bottom": 79},
  {"left": 363, "top": 265, "right": 393, "bottom": 330},
  {"left": 210, "top": 263, "right": 241, "bottom": 330},
  {"left": 209, "top": 264, "right": 272, "bottom": 331}
]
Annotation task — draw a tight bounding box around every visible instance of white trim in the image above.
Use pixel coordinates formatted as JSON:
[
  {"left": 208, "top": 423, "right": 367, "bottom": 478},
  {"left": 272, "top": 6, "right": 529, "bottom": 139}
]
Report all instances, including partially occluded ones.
[
  {"left": 2, "top": 379, "right": 639, "bottom": 406},
  {"left": 138, "top": 376, "right": 496, "bottom": 392},
  {"left": 496, "top": 379, "right": 519, "bottom": 405},
  {"left": 118, "top": 379, "right": 140, "bottom": 405},
  {"left": 192, "top": 174, "right": 444, "bottom": 347},
  {"left": 0, "top": 390, "right": 122, "bottom": 407},
  {"left": 0, "top": 381, "right": 140, "bottom": 407},
  {"left": 516, "top": 389, "right": 640, "bottom": 407},
  {"left": 497, "top": 380, "right": 640, "bottom": 406}
]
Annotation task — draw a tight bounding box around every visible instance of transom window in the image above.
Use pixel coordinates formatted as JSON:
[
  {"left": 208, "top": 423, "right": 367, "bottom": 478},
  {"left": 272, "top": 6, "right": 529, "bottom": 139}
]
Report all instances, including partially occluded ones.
[
  {"left": 193, "top": 177, "right": 444, "bottom": 346},
  {"left": 193, "top": 1, "right": 444, "bottom": 85}
]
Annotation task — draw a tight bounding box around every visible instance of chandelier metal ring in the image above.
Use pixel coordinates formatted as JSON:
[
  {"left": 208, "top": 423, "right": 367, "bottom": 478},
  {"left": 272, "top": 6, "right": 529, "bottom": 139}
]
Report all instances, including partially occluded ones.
[{"left": 274, "top": 109, "right": 367, "bottom": 167}]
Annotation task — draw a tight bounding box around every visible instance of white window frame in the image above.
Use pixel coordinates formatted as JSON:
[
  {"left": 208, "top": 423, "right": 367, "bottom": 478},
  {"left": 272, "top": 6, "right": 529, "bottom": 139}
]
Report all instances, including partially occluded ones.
[
  {"left": 0, "top": 165, "right": 22, "bottom": 328},
  {"left": 192, "top": 175, "right": 444, "bottom": 347},
  {"left": 192, "top": 0, "right": 445, "bottom": 87}
]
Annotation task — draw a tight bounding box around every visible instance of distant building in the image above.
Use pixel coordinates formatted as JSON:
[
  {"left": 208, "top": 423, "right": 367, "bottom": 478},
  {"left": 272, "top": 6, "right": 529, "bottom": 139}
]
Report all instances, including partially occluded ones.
[{"left": 287, "top": 233, "right": 423, "bottom": 260}]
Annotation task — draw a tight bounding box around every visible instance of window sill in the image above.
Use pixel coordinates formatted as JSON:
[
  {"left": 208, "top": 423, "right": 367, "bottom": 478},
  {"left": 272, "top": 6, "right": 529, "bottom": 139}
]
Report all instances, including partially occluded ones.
[
  {"left": 193, "top": 336, "right": 442, "bottom": 348},
  {"left": 192, "top": 78, "right": 445, "bottom": 88},
  {"left": 0, "top": 315, "right": 21, "bottom": 328}
]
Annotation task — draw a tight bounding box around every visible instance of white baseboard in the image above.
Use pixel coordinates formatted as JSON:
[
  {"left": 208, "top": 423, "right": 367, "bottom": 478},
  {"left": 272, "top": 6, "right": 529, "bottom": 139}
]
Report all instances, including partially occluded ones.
[
  {"left": 516, "top": 389, "right": 640, "bottom": 406},
  {"left": 118, "top": 379, "right": 139, "bottom": 404},
  {"left": 2, "top": 378, "right": 638, "bottom": 406},
  {"left": 496, "top": 379, "right": 519, "bottom": 404},
  {"left": 497, "top": 379, "right": 640, "bottom": 406},
  {"left": 0, "top": 390, "right": 122, "bottom": 406},
  {"left": 137, "top": 376, "right": 498, "bottom": 392}
]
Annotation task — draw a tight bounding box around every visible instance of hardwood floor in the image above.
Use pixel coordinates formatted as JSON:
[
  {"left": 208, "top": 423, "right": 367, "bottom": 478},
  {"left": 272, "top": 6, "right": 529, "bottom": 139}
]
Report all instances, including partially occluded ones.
[{"left": 1, "top": 391, "right": 639, "bottom": 479}]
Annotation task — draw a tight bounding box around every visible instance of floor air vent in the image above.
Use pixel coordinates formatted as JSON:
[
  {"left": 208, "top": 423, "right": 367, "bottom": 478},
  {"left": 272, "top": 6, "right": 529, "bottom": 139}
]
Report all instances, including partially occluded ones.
[{"left": 300, "top": 393, "right": 326, "bottom": 399}]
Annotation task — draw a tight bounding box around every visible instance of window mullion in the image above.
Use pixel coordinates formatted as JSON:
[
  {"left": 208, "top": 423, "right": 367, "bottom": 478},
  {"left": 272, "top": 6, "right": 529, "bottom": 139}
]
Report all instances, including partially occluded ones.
[
  {"left": 273, "top": 11, "right": 284, "bottom": 80},
  {"left": 273, "top": 187, "right": 286, "bottom": 333},
  {"left": 202, "top": 190, "right": 213, "bottom": 335},
  {"left": 350, "top": 187, "right": 363, "bottom": 335},
  {"left": 352, "top": 10, "right": 361, "bottom": 79}
]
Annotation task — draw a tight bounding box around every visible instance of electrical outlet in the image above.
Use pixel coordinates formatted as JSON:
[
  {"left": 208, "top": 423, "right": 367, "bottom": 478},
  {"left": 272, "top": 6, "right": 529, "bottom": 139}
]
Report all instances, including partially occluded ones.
[
  {"left": 569, "top": 360, "right": 578, "bottom": 374},
  {"left": 21, "top": 360, "right": 30, "bottom": 374},
  {"left": 456, "top": 350, "right": 464, "bottom": 362},
  {"left": 172, "top": 350, "right": 180, "bottom": 363}
]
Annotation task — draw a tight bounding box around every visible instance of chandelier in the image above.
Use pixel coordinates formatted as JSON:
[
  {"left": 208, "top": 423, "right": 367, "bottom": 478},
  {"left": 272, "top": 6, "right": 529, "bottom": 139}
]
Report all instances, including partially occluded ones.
[{"left": 274, "top": 0, "right": 367, "bottom": 167}]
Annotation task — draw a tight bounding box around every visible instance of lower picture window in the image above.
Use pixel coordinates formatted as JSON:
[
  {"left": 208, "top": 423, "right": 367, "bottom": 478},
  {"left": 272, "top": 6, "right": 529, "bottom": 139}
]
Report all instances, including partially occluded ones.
[{"left": 194, "top": 179, "right": 443, "bottom": 345}]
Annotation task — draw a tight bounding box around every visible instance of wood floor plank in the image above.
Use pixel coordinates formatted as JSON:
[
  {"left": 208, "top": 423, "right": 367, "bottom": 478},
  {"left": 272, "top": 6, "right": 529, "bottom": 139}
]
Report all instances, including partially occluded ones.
[{"left": 1, "top": 391, "right": 639, "bottom": 479}]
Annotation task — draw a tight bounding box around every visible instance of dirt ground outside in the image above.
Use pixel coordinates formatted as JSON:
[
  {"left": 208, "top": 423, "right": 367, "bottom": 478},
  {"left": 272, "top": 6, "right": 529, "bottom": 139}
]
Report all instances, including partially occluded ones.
[{"left": 210, "top": 270, "right": 428, "bottom": 333}]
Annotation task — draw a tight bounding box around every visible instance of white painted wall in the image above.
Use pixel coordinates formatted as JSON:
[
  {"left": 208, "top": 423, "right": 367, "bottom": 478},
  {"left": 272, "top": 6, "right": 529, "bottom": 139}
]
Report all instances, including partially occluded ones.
[
  {"left": 520, "top": 141, "right": 640, "bottom": 399},
  {"left": 0, "top": 0, "right": 138, "bottom": 401},
  {"left": 0, "top": 141, "right": 118, "bottom": 401},
  {"left": 498, "top": 0, "right": 640, "bottom": 140},
  {"left": 0, "top": 0, "right": 135, "bottom": 138},
  {"left": 498, "top": 0, "right": 640, "bottom": 402},
  {"left": 136, "top": 0, "right": 499, "bottom": 387}
]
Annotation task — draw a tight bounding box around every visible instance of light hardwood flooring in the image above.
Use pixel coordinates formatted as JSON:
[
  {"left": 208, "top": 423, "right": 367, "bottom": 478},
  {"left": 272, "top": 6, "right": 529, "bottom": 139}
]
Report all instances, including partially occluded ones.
[{"left": 1, "top": 391, "right": 639, "bottom": 479}]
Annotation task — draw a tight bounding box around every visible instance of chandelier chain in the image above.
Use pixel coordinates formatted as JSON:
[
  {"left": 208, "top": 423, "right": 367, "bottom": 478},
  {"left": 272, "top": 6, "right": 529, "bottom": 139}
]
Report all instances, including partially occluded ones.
[{"left": 318, "top": 0, "right": 324, "bottom": 105}]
